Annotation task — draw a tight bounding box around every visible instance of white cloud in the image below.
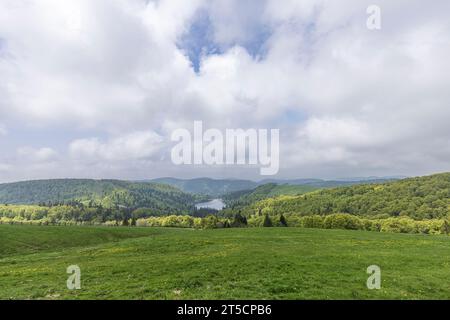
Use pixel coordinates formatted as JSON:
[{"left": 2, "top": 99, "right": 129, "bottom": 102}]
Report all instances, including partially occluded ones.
[
  {"left": 17, "top": 147, "right": 58, "bottom": 162},
  {"left": 69, "top": 131, "right": 164, "bottom": 162},
  {"left": 0, "top": 124, "right": 6, "bottom": 136},
  {"left": 300, "top": 117, "right": 376, "bottom": 148},
  {"left": 0, "top": 163, "right": 11, "bottom": 172}
]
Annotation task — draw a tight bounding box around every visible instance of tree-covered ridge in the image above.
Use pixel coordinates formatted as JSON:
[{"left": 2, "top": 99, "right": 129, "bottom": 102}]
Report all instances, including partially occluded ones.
[
  {"left": 150, "top": 177, "right": 258, "bottom": 196},
  {"left": 223, "top": 183, "right": 319, "bottom": 209},
  {"left": 0, "top": 179, "right": 199, "bottom": 214},
  {"left": 232, "top": 173, "right": 450, "bottom": 220},
  {"left": 151, "top": 177, "right": 400, "bottom": 197}
]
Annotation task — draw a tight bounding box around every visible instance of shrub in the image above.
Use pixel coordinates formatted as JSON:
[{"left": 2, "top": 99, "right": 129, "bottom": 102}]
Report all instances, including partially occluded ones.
[
  {"left": 202, "top": 215, "right": 218, "bottom": 229},
  {"left": 285, "top": 215, "right": 302, "bottom": 227},
  {"left": 323, "top": 214, "right": 362, "bottom": 230},
  {"left": 441, "top": 220, "right": 450, "bottom": 235},
  {"left": 301, "top": 215, "right": 324, "bottom": 229},
  {"left": 380, "top": 218, "right": 415, "bottom": 234},
  {"left": 247, "top": 216, "right": 264, "bottom": 227}
]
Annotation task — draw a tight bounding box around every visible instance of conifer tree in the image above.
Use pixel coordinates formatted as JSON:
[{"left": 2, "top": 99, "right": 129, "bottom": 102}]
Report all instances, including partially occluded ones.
[
  {"left": 279, "top": 214, "right": 288, "bottom": 227},
  {"left": 263, "top": 214, "right": 273, "bottom": 227}
]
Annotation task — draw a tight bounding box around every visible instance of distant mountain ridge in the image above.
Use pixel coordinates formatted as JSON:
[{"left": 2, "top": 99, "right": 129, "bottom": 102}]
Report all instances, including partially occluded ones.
[
  {"left": 150, "top": 177, "right": 258, "bottom": 197},
  {"left": 150, "top": 176, "right": 404, "bottom": 196}
]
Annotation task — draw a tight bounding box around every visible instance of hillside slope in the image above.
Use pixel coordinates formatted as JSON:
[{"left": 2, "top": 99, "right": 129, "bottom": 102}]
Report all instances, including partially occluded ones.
[
  {"left": 151, "top": 178, "right": 258, "bottom": 196},
  {"left": 0, "top": 224, "right": 163, "bottom": 258},
  {"left": 223, "top": 183, "right": 319, "bottom": 208},
  {"left": 260, "top": 177, "right": 402, "bottom": 188},
  {"left": 151, "top": 177, "right": 400, "bottom": 197},
  {"left": 0, "top": 179, "right": 197, "bottom": 214},
  {"left": 233, "top": 173, "right": 450, "bottom": 220}
]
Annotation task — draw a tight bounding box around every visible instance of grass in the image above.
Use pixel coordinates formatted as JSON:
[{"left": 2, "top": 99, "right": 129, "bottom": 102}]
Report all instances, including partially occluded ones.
[
  {"left": 1, "top": 225, "right": 450, "bottom": 300},
  {"left": 0, "top": 224, "right": 166, "bottom": 258}
]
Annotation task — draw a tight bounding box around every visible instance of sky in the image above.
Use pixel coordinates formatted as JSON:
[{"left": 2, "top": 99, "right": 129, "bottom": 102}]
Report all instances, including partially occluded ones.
[{"left": 0, "top": 0, "right": 450, "bottom": 182}]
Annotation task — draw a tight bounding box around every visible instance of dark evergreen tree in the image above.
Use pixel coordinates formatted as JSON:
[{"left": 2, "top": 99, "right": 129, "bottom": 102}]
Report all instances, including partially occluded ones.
[
  {"left": 263, "top": 214, "right": 273, "bottom": 227},
  {"left": 442, "top": 220, "right": 450, "bottom": 235},
  {"left": 279, "top": 214, "right": 288, "bottom": 227},
  {"left": 232, "top": 212, "right": 248, "bottom": 227}
]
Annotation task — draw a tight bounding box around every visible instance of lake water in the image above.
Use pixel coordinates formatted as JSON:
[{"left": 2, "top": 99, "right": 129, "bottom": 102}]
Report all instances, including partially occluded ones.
[{"left": 195, "top": 199, "right": 225, "bottom": 211}]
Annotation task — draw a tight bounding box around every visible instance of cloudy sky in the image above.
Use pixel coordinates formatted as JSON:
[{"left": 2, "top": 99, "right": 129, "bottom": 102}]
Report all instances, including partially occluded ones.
[{"left": 0, "top": 0, "right": 449, "bottom": 182}]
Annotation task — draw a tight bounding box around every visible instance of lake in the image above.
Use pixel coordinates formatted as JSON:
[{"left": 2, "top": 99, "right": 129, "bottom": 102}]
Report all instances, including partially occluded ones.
[{"left": 195, "top": 199, "right": 225, "bottom": 211}]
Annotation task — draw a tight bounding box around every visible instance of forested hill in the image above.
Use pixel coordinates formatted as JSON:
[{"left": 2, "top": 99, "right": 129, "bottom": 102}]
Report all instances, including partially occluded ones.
[
  {"left": 231, "top": 173, "right": 450, "bottom": 220},
  {"left": 223, "top": 184, "right": 319, "bottom": 208},
  {"left": 150, "top": 178, "right": 258, "bottom": 196},
  {"left": 150, "top": 177, "right": 400, "bottom": 197},
  {"left": 0, "top": 179, "right": 198, "bottom": 214}
]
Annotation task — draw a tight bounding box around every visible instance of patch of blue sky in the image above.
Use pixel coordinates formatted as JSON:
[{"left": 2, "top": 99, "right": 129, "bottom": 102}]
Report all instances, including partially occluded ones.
[
  {"left": 241, "top": 26, "right": 272, "bottom": 60},
  {"left": 178, "top": 10, "right": 272, "bottom": 73},
  {"left": 177, "top": 11, "right": 221, "bottom": 73},
  {"left": 275, "top": 109, "right": 309, "bottom": 126}
]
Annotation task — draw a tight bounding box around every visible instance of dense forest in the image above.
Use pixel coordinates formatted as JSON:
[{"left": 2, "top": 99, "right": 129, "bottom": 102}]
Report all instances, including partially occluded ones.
[
  {"left": 151, "top": 177, "right": 399, "bottom": 196},
  {"left": 0, "top": 179, "right": 202, "bottom": 215},
  {"left": 151, "top": 177, "right": 258, "bottom": 196},
  {"left": 224, "top": 173, "right": 450, "bottom": 221},
  {"left": 223, "top": 183, "right": 318, "bottom": 209},
  {"left": 259, "top": 177, "right": 401, "bottom": 188}
]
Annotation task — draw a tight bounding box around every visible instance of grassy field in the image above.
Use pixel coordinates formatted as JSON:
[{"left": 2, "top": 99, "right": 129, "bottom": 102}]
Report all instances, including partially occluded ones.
[{"left": 1, "top": 225, "right": 450, "bottom": 300}]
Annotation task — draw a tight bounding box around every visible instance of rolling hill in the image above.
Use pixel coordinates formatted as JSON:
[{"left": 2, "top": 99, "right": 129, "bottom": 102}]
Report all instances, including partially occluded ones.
[
  {"left": 150, "top": 176, "right": 403, "bottom": 197},
  {"left": 259, "top": 177, "right": 403, "bottom": 188},
  {"left": 223, "top": 183, "right": 319, "bottom": 208},
  {"left": 0, "top": 179, "right": 198, "bottom": 214},
  {"left": 228, "top": 173, "right": 450, "bottom": 220},
  {"left": 150, "top": 177, "right": 258, "bottom": 196}
]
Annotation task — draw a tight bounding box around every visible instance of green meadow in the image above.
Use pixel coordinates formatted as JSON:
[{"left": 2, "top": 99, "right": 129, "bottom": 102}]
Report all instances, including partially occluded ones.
[{"left": 1, "top": 224, "right": 449, "bottom": 300}]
